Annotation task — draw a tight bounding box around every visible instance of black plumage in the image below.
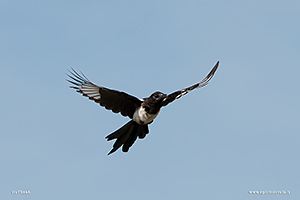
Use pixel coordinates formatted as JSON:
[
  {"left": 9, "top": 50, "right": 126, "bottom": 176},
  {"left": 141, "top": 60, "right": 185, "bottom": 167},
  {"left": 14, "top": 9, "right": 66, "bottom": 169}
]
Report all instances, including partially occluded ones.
[{"left": 67, "top": 61, "right": 219, "bottom": 155}]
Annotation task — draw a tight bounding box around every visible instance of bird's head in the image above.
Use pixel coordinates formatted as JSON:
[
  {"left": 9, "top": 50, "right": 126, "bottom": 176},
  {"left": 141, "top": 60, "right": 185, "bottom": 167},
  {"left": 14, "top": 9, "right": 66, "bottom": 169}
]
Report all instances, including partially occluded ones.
[{"left": 150, "top": 92, "right": 167, "bottom": 105}]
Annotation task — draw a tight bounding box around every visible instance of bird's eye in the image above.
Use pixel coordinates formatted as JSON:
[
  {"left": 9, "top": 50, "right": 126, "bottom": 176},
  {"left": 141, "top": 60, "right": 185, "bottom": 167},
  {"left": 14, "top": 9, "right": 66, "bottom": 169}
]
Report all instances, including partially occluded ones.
[{"left": 154, "top": 94, "right": 160, "bottom": 99}]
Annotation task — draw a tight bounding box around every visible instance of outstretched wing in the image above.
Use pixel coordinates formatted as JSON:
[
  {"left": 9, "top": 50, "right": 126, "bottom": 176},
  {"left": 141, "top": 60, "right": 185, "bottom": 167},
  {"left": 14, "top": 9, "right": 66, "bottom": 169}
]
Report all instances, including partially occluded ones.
[
  {"left": 161, "top": 61, "right": 219, "bottom": 107},
  {"left": 67, "top": 68, "right": 143, "bottom": 118}
]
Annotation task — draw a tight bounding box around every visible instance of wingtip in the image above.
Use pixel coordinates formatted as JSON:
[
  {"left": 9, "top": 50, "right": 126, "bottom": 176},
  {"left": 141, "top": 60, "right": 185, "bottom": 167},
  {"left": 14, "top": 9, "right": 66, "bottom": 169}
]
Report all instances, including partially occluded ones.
[
  {"left": 211, "top": 61, "right": 220, "bottom": 74},
  {"left": 209, "top": 60, "right": 219, "bottom": 75}
]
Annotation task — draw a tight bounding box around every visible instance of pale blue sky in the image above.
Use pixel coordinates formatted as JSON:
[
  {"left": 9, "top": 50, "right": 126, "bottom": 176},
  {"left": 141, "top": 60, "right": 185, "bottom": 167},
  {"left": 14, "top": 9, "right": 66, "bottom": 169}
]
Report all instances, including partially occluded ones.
[{"left": 1, "top": 0, "right": 299, "bottom": 199}]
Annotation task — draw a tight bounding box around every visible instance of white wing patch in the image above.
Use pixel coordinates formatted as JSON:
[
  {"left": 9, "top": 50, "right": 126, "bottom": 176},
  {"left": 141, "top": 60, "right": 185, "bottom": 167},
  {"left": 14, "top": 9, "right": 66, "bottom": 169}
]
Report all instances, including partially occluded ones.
[
  {"left": 79, "top": 84, "right": 101, "bottom": 100},
  {"left": 67, "top": 68, "right": 101, "bottom": 101}
]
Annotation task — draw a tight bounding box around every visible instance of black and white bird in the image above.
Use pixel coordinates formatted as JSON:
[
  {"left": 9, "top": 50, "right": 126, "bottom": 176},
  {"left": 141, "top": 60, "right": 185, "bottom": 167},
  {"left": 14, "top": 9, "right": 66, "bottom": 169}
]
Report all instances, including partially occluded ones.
[{"left": 67, "top": 61, "right": 219, "bottom": 155}]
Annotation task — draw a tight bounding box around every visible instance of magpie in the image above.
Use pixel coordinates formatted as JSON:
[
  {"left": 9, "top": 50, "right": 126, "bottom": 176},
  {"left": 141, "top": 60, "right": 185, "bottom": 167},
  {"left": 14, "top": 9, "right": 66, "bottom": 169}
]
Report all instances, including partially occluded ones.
[{"left": 67, "top": 61, "right": 219, "bottom": 155}]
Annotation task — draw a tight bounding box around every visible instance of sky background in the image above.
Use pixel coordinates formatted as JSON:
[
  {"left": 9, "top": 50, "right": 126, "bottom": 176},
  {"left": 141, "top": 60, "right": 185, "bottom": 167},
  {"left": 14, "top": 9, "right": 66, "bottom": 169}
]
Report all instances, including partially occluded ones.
[{"left": 1, "top": 0, "right": 299, "bottom": 199}]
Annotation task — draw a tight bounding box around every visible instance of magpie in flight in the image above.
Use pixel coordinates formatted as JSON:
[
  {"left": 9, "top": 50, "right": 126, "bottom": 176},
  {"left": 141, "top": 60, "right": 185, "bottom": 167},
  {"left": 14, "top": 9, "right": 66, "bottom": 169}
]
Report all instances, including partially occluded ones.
[{"left": 67, "top": 61, "right": 219, "bottom": 155}]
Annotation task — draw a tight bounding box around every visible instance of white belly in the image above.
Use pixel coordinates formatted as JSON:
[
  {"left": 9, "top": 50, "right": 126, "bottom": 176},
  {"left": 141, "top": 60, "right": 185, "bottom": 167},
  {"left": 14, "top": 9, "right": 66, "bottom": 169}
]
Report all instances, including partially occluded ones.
[{"left": 133, "top": 107, "right": 160, "bottom": 125}]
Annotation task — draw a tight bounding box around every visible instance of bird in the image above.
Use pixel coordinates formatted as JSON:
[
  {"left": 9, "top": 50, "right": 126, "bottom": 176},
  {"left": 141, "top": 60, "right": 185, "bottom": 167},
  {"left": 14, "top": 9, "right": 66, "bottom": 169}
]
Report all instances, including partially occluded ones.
[{"left": 67, "top": 61, "right": 219, "bottom": 155}]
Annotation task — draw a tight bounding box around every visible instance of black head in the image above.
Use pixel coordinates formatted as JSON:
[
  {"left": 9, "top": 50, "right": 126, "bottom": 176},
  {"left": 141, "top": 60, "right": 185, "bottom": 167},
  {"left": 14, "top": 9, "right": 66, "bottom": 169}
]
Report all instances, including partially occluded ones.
[
  {"left": 150, "top": 91, "right": 167, "bottom": 103},
  {"left": 142, "top": 92, "right": 167, "bottom": 114}
]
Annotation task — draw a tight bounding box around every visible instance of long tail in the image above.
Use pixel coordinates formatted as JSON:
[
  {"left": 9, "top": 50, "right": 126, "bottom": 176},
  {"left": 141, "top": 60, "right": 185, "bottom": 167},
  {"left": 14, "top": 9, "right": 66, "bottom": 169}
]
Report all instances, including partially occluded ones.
[{"left": 105, "top": 120, "right": 149, "bottom": 155}]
